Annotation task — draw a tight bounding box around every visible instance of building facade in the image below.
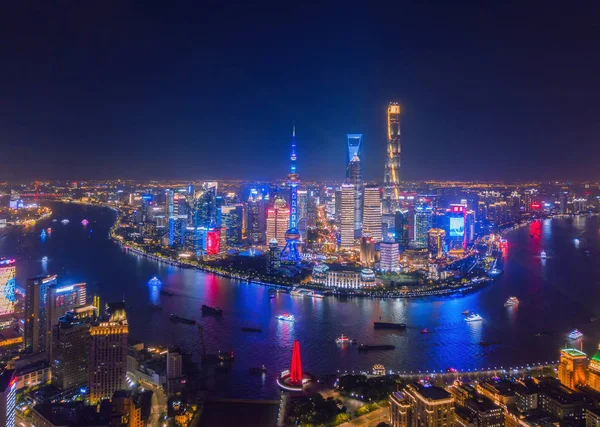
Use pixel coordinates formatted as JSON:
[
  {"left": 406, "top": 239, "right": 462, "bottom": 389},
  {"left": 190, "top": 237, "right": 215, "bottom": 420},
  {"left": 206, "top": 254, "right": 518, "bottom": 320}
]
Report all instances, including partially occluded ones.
[
  {"left": 340, "top": 184, "right": 355, "bottom": 248},
  {"left": 363, "top": 185, "right": 382, "bottom": 242}
]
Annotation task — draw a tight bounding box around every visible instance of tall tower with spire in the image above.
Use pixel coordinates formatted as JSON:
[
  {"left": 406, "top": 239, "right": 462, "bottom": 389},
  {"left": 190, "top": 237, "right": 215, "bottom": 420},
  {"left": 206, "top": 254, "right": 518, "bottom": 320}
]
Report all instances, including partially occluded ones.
[
  {"left": 384, "top": 102, "right": 401, "bottom": 200},
  {"left": 281, "top": 125, "right": 301, "bottom": 262}
]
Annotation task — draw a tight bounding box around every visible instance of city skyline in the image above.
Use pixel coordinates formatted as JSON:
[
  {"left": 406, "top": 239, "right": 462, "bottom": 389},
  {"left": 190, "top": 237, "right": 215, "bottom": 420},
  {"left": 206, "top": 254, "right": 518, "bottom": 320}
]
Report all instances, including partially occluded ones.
[{"left": 1, "top": 3, "right": 599, "bottom": 182}]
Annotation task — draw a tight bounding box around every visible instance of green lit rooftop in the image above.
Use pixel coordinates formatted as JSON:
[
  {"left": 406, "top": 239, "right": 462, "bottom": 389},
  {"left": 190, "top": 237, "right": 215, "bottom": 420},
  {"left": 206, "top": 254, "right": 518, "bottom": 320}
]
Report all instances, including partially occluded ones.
[{"left": 561, "top": 348, "right": 587, "bottom": 358}]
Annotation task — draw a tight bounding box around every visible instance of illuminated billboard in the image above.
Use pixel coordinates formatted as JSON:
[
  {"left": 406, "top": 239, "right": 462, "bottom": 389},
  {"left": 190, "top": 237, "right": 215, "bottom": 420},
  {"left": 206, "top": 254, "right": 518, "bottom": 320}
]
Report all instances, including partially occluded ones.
[
  {"left": 449, "top": 217, "right": 465, "bottom": 238},
  {"left": 0, "top": 260, "right": 16, "bottom": 316}
]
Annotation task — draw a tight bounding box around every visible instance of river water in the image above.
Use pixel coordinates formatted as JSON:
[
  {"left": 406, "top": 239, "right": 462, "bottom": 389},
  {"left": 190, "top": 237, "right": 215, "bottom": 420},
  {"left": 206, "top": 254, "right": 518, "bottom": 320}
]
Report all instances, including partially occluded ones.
[{"left": 1, "top": 203, "right": 600, "bottom": 399}]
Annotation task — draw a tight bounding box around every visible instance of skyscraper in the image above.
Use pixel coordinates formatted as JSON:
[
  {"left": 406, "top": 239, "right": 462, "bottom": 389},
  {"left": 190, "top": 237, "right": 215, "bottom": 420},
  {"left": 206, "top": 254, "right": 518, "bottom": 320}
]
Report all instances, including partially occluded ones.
[
  {"left": 0, "top": 259, "right": 17, "bottom": 316},
  {"left": 89, "top": 302, "right": 128, "bottom": 405},
  {"left": 380, "top": 241, "right": 399, "bottom": 272},
  {"left": 24, "top": 275, "right": 57, "bottom": 354},
  {"left": 52, "top": 305, "right": 95, "bottom": 391},
  {"left": 281, "top": 125, "right": 301, "bottom": 262},
  {"left": 587, "top": 344, "right": 600, "bottom": 393},
  {"left": 394, "top": 209, "right": 410, "bottom": 247},
  {"left": 267, "top": 239, "right": 281, "bottom": 274},
  {"left": 46, "top": 282, "right": 87, "bottom": 357},
  {"left": 0, "top": 369, "right": 16, "bottom": 427},
  {"left": 389, "top": 384, "right": 455, "bottom": 427},
  {"left": 221, "top": 205, "right": 243, "bottom": 245},
  {"left": 346, "top": 134, "right": 363, "bottom": 164},
  {"left": 427, "top": 229, "right": 446, "bottom": 259},
  {"left": 247, "top": 189, "right": 266, "bottom": 244},
  {"left": 362, "top": 185, "right": 382, "bottom": 242},
  {"left": 414, "top": 202, "right": 433, "bottom": 248},
  {"left": 384, "top": 102, "right": 401, "bottom": 199},
  {"left": 266, "top": 199, "right": 289, "bottom": 246},
  {"left": 346, "top": 155, "right": 362, "bottom": 234},
  {"left": 558, "top": 348, "right": 587, "bottom": 390},
  {"left": 340, "top": 184, "right": 355, "bottom": 248}
]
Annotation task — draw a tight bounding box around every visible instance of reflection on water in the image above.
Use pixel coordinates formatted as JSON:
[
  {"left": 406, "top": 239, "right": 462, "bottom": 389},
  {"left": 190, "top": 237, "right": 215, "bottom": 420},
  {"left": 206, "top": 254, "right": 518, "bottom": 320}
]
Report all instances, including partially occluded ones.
[{"left": 2, "top": 204, "right": 600, "bottom": 398}]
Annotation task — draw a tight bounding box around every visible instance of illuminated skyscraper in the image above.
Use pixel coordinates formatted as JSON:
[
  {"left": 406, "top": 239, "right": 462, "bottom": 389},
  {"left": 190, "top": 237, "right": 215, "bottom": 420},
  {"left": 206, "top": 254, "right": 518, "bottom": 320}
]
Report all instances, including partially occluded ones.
[
  {"left": 0, "top": 369, "right": 16, "bottom": 427},
  {"left": 24, "top": 275, "right": 57, "bottom": 354},
  {"left": 247, "top": 189, "right": 266, "bottom": 244},
  {"left": 221, "top": 205, "right": 243, "bottom": 245},
  {"left": 427, "top": 229, "right": 446, "bottom": 259},
  {"left": 384, "top": 102, "right": 401, "bottom": 199},
  {"left": 414, "top": 201, "right": 433, "bottom": 248},
  {"left": 0, "top": 259, "right": 17, "bottom": 316},
  {"left": 346, "top": 134, "right": 363, "bottom": 164},
  {"left": 394, "top": 209, "right": 410, "bottom": 247},
  {"left": 347, "top": 155, "right": 362, "bottom": 233},
  {"left": 281, "top": 125, "right": 301, "bottom": 262},
  {"left": 89, "top": 302, "right": 128, "bottom": 405},
  {"left": 340, "top": 184, "right": 355, "bottom": 248},
  {"left": 266, "top": 199, "right": 289, "bottom": 247},
  {"left": 46, "top": 282, "right": 87, "bottom": 357},
  {"left": 558, "top": 348, "right": 587, "bottom": 390},
  {"left": 380, "top": 241, "right": 399, "bottom": 272},
  {"left": 362, "top": 185, "right": 382, "bottom": 242}
]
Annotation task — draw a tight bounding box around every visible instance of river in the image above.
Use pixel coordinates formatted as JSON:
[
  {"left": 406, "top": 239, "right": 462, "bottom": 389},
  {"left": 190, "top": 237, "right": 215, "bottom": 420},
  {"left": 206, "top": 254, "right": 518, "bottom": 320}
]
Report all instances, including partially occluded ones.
[{"left": 1, "top": 203, "right": 599, "bottom": 399}]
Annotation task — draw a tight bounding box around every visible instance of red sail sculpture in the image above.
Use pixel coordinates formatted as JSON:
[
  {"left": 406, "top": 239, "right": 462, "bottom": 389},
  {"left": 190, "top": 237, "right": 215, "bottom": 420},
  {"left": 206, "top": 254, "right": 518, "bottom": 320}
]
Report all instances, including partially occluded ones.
[{"left": 290, "top": 340, "right": 303, "bottom": 384}]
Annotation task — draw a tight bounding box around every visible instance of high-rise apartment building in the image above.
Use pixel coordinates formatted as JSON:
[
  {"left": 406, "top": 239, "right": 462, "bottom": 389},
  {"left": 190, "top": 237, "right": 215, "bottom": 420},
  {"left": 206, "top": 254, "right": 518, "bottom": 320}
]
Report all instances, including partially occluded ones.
[
  {"left": 384, "top": 102, "right": 401, "bottom": 200},
  {"left": 266, "top": 199, "right": 289, "bottom": 247},
  {"left": 89, "top": 302, "right": 128, "bottom": 405},
  {"left": 380, "top": 241, "right": 399, "bottom": 272},
  {"left": 362, "top": 186, "right": 382, "bottom": 242},
  {"left": 52, "top": 305, "right": 96, "bottom": 391},
  {"left": 389, "top": 384, "right": 454, "bottom": 427},
  {"left": 25, "top": 275, "right": 57, "bottom": 354},
  {"left": 0, "top": 259, "right": 17, "bottom": 316},
  {"left": 166, "top": 347, "right": 184, "bottom": 395},
  {"left": 340, "top": 184, "right": 355, "bottom": 248},
  {"left": 558, "top": 348, "right": 587, "bottom": 390}
]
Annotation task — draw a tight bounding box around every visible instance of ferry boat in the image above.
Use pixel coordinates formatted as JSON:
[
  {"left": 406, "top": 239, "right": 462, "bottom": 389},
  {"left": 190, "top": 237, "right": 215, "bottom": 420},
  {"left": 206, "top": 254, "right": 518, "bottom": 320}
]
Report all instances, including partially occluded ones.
[
  {"left": 465, "top": 313, "right": 483, "bottom": 322},
  {"left": 373, "top": 322, "right": 406, "bottom": 330},
  {"left": 290, "top": 288, "right": 303, "bottom": 296},
  {"left": 147, "top": 276, "right": 163, "bottom": 287},
  {"left": 568, "top": 329, "right": 584, "bottom": 340},
  {"left": 169, "top": 314, "right": 196, "bottom": 325},
  {"left": 540, "top": 251, "right": 547, "bottom": 259},
  {"left": 201, "top": 305, "right": 223, "bottom": 315},
  {"left": 249, "top": 365, "right": 267, "bottom": 375},
  {"left": 504, "top": 296, "right": 519, "bottom": 307},
  {"left": 462, "top": 309, "right": 470, "bottom": 315},
  {"left": 276, "top": 313, "right": 295, "bottom": 322},
  {"left": 335, "top": 334, "right": 351, "bottom": 344},
  {"left": 61, "top": 219, "right": 69, "bottom": 225},
  {"left": 40, "top": 230, "right": 47, "bottom": 238},
  {"left": 41, "top": 256, "right": 48, "bottom": 262},
  {"left": 420, "top": 328, "right": 429, "bottom": 334},
  {"left": 81, "top": 219, "right": 89, "bottom": 226},
  {"left": 218, "top": 350, "right": 235, "bottom": 361},
  {"left": 358, "top": 344, "right": 396, "bottom": 351},
  {"left": 312, "top": 292, "right": 325, "bottom": 299}
]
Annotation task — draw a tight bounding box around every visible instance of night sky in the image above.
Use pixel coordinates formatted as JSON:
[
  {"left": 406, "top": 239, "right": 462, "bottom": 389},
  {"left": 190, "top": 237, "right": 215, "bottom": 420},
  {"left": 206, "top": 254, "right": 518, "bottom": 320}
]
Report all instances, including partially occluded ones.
[{"left": 1, "top": 2, "right": 599, "bottom": 182}]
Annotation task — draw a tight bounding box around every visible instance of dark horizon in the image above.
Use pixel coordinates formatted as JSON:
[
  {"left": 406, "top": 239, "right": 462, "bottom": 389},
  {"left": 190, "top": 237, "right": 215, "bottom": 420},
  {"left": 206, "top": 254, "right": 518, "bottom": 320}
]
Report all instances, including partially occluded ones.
[{"left": 1, "top": 2, "right": 599, "bottom": 182}]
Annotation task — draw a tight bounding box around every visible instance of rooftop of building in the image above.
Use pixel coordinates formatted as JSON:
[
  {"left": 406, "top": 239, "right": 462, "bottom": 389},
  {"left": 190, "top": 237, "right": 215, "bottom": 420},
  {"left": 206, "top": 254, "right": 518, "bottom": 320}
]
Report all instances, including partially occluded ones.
[
  {"left": 561, "top": 348, "right": 587, "bottom": 358},
  {"left": 410, "top": 384, "right": 452, "bottom": 401},
  {"left": 465, "top": 396, "right": 503, "bottom": 413},
  {"left": 481, "top": 379, "right": 516, "bottom": 396},
  {"left": 33, "top": 402, "right": 109, "bottom": 426}
]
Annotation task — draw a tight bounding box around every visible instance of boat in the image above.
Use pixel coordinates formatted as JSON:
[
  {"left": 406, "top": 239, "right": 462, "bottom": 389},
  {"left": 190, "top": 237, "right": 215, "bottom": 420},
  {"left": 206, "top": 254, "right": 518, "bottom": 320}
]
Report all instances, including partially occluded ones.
[
  {"left": 479, "top": 340, "right": 502, "bottom": 347},
  {"left": 269, "top": 293, "right": 276, "bottom": 299},
  {"left": 249, "top": 365, "right": 267, "bottom": 375},
  {"left": 52, "top": 219, "right": 57, "bottom": 222},
  {"left": 335, "top": 334, "right": 351, "bottom": 344},
  {"left": 504, "top": 296, "right": 519, "bottom": 307},
  {"left": 358, "top": 344, "right": 396, "bottom": 351},
  {"left": 81, "top": 219, "right": 89, "bottom": 226},
  {"left": 201, "top": 305, "right": 223, "bottom": 315},
  {"left": 148, "top": 304, "right": 163, "bottom": 310},
  {"left": 462, "top": 309, "right": 470, "bottom": 315},
  {"left": 290, "top": 288, "right": 303, "bottom": 296},
  {"left": 241, "top": 327, "right": 262, "bottom": 333},
  {"left": 568, "top": 329, "right": 584, "bottom": 340},
  {"left": 218, "top": 350, "right": 235, "bottom": 361},
  {"left": 420, "top": 328, "right": 428, "bottom": 334},
  {"left": 540, "top": 251, "right": 547, "bottom": 259},
  {"left": 147, "top": 276, "right": 163, "bottom": 287},
  {"left": 160, "top": 289, "right": 174, "bottom": 296},
  {"left": 61, "top": 219, "right": 69, "bottom": 225},
  {"left": 373, "top": 322, "right": 406, "bottom": 329},
  {"left": 47, "top": 228, "right": 52, "bottom": 233},
  {"left": 276, "top": 313, "right": 295, "bottom": 322},
  {"left": 169, "top": 314, "right": 196, "bottom": 325},
  {"left": 465, "top": 313, "right": 483, "bottom": 322},
  {"left": 40, "top": 230, "right": 47, "bottom": 238},
  {"left": 312, "top": 292, "right": 325, "bottom": 299},
  {"left": 41, "top": 256, "right": 48, "bottom": 262}
]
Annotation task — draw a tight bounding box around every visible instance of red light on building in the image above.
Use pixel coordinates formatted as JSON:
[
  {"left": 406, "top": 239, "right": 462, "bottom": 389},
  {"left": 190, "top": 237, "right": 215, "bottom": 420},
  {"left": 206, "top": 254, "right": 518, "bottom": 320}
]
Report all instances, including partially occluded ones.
[
  {"left": 451, "top": 205, "right": 465, "bottom": 213},
  {"left": 531, "top": 203, "right": 541, "bottom": 209},
  {"left": 206, "top": 229, "right": 220, "bottom": 255}
]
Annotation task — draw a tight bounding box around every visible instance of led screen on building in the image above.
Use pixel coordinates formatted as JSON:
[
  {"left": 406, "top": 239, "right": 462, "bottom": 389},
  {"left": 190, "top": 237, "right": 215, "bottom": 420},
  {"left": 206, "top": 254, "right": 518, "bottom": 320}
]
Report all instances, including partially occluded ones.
[
  {"left": 0, "top": 260, "right": 17, "bottom": 315},
  {"left": 449, "top": 217, "right": 465, "bottom": 237}
]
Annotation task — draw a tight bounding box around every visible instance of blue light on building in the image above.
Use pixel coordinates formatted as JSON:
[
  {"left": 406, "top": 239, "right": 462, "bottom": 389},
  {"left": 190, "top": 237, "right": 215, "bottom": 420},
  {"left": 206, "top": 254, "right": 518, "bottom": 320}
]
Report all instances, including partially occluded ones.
[{"left": 281, "top": 125, "right": 301, "bottom": 263}]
